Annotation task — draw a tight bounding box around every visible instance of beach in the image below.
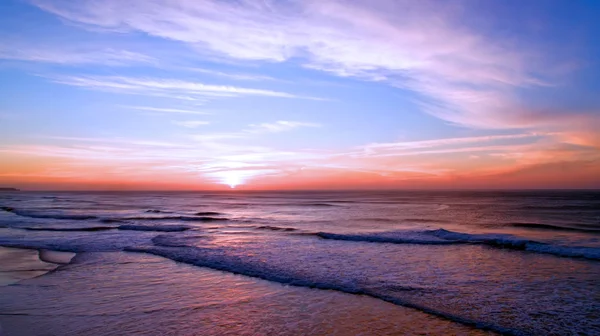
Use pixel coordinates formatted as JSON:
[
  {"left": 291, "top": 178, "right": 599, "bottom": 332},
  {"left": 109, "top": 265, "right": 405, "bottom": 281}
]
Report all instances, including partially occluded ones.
[{"left": 0, "top": 191, "right": 599, "bottom": 335}]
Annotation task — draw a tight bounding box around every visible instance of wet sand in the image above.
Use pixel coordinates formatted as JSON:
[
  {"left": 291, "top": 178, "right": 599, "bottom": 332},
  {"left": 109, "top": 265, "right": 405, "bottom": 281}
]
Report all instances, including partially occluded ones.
[
  {"left": 0, "top": 251, "right": 493, "bottom": 336},
  {"left": 0, "top": 247, "right": 67, "bottom": 286}
]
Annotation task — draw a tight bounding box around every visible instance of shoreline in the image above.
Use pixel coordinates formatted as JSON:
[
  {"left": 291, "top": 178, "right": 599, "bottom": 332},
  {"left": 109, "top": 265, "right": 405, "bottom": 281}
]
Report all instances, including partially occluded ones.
[
  {"left": 0, "top": 251, "right": 492, "bottom": 335},
  {"left": 0, "top": 246, "right": 75, "bottom": 286}
]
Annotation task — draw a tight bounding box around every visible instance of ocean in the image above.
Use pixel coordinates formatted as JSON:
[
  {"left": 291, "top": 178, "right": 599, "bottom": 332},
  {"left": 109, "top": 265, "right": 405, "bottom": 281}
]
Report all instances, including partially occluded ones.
[{"left": 0, "top": 190, "right": 599, "bottom": 335}]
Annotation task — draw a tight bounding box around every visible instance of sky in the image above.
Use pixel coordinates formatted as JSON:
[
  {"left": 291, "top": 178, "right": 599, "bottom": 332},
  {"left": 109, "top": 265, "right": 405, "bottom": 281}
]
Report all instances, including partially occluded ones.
[{"left": 1, "top": 0, "right": 600, "bottom": 190}]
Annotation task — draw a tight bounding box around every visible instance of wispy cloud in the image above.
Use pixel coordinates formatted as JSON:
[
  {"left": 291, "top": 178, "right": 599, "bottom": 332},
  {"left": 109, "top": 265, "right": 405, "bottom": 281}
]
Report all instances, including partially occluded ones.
[
  {"left": 27, "top": 3, "right": 542, "bottom": 109},
  {"left": 171, "top": 120, "right": 210, "bottom": 128},
  {"left": 29, "top": 0, "right": 597, "bottom": 144},
  {"left": 0, "top": 43, "right": 155, "bottom": 66},
  {"left": 186, "top": 120, "right": 323, "bottom": 147},
  {"left": 41, "top": 136, "right": 193, "bottom": 148},
  {"left": 2, "top": 130, "right": 596, "bottom": 188},
  {"left": 49, "top": 75, "right": 320, "bottom": 100},
  {"left": 345, "top": 133, "right": 551, "bottom": 161},
  {"left": 247, "top": 121, "right": 321, "bottom": 133},
  {"left": 187, "top": 67, "right": 278, "bottom": 82},
  {"left": 360, "top": 133, "right": 541, "bottom": 152},
  {"left": 2, "top": 0, "right": 598, "bottom": 188},
  {"left": 122, "top": 106, "right": 210, "bottom": 115}
]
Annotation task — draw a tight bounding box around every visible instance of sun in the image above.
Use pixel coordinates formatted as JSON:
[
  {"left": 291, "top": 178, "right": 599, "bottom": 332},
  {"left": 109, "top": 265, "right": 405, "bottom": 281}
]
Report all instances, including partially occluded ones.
[
  {"left": 209, "top": 169, "right": 260, "bottom": 189},
  {"left": 221, "top": 172, "right": 243, "bottom": 188}
]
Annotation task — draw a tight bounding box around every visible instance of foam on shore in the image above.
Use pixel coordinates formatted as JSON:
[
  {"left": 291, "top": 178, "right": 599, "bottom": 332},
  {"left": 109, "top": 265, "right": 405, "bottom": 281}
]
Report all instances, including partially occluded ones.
[
  {"left": 0, "top": 247, "right": 68, "bottom": 286},
  {"left": 38, "top": 249, "right": 76, "bottom": 265}
]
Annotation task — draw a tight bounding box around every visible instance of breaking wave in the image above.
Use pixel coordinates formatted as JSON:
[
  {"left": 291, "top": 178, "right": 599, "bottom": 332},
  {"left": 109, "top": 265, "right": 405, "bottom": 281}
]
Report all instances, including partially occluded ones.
[
  {"left": 519, "top": 204, "right": 600, "bottom": 211},
  {"left": 125, "top": 244, "right": 526, "bottom": 336},
  {"left": 316, "top": 232, "right": 460, "bottom": 245},
  {"left": 509, "top": 222, "right": 600, "bottom": 233},
  {"left": 100, "top": 219, "right": 127, "bottom": 224},
  {"left": 1, "top": 207, "right": 228, "bottom": 223},
  {"left": 151, "top": 234, "right": 209, "bottom": 247},
  {"left": 23, "top": 226, "right": 116, "bottom": 232},
  {"left": 145, "top": 209, "right": 173, "bottom": 214},
  {"left": 1, "top": 207, "right": 98, "bottom": 220},
  {"left": 121, "top": 216, "right": 228, "bottom": 222},
  {"left": 315, "top": 229, "right": 600, "bottom": 261}
]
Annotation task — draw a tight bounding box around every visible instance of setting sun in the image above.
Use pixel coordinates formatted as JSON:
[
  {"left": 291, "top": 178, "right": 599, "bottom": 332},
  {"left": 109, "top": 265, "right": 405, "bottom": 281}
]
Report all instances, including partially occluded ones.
[{"left": 222, "top": 172, "right": 242, "bottom": 189}]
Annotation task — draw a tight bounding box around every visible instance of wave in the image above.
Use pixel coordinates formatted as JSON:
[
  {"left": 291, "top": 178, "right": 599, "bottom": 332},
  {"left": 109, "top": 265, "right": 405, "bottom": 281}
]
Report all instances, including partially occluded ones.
[
  {"left": 402, "top": 218, "right": 451, "bottom": 224},
  {"left": 352, "top": 218, "right": 397, "bottom": 223},
  {"left": 38, "top": 249, "right": 76, "bottom": 264},
  {"left": 0, "top": 229, "right": 154, "bottom": 253},
  {"left": 145, "top": 209, "right": 173, "bottom": 214},
  {"left": 151, "top": 234, "right": 208, "bottom": 247},
  {"left": 121, "top": 216, "right": 228, "bottom": 222},
  {"left": 300, "top": 203, "right": 339, "bottom": 207},
  {"left": 117, "top": 224, "right": 190, "bottom": 232},
  {"left": 23, "top": 226, "right": 116, "bottom": 232},
  {"left": 254, "top": 202, "right": 340, "bottom": 207},
  {"left": 255, "top": 225, "right": 298, "bottom": 232},
  {"left": 20, "top": 213, "right": 98, "bottom": 220},
  {"left": 509, "top": 222, "right": 600, "bottom": 233},
  {"left": 17, "top": 224, "right": 191, "bottom": 233},
  {"left": 316, "top": 232, "right": 460, "bottom": 245},
  {"left": 315, "top": 229, "right": 600, "bottom": 261},
  {"left": 427, "top": 229, "right": 600, "bottom": 260},
  {"left": 99, "top": 219, "right": 126, "bottom": 224},
  {"left": 126, "top": 244, "right": 526, "bottom": 336},
  {"left": 194, "top": 211, "right": 224, "bottom": 216},
  {"left": 519, "top": 204, "right": 600, "bottom": 211},
  {"left": 1, "top": 207, "right": 98, "bottom": 220},
  {"left": 1, "top": 207, "right": 228, "bottom": 222}
]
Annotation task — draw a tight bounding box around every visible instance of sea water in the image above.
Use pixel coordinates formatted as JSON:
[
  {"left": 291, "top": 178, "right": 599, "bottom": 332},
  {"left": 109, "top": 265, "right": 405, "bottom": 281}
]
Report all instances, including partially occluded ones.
[{"left": 0, "top": 190, "right": 599, "bottom": 335}]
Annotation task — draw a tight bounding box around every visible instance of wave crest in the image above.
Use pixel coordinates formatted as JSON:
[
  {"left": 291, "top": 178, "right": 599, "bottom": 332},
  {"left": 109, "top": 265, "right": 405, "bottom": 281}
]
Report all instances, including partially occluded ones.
[
  {"left": 122, "top": 216, "right": 228, "bottom": 222},
  {"left": 118, "top": 225, "right": 191, "bottom": 232},
  {"left": 316, "top": 228, "right": 600, "bottom": 261},
  {"left": 1, "top": 207, "right": 97, "bottom": 220}
]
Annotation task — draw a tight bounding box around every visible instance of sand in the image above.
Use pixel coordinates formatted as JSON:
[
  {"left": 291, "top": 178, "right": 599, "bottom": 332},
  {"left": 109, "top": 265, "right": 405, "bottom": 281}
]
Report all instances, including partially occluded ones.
[{"left": 0, "top": 247, "right": 75, "bottom": 286}]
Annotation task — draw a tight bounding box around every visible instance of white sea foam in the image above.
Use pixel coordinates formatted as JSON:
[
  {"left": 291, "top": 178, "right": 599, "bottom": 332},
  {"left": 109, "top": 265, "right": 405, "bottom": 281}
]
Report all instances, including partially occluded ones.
[
  {"left": 316, "top": 229, "right": 600, "bottom": 260},
  {"left": 38, "top": 249, "right": 76, "bottom": 264},
  {"left": 123, "top": 231, "right": 600, "bottom": 335}
]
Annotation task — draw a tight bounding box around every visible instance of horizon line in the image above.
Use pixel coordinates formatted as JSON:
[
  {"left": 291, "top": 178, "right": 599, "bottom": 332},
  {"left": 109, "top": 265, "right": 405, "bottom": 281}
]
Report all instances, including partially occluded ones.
[{"left": 3, "top": 188, "right": 600, "bottom": 192}]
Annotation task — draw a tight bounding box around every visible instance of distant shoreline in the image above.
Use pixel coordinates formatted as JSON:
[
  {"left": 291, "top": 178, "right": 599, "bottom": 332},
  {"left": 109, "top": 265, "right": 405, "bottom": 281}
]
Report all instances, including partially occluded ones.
[{"left": 0, "top": 188, "right": 19, "bottom": 191}]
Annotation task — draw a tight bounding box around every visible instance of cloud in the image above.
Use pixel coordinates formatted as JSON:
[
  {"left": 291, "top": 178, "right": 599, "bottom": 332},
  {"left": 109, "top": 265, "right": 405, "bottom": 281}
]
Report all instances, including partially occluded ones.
[
  {"left": 42, "top": 136, "right": 191, "bottom": 148},
  {"left": 186, "top": 67, "right": 278, "bottom": 82},
  {"left": 247, "top": 121, "right": 321, "bottom": 133},
  {"left": 49, "top": 75, "right": 319, "bottom": 100},
  {"left": 122, "top": 106, "right": 210, "bottom": 115},
  {"left": 171, "top": 120, "right": 210, "bottom": 128},
  {"left": 359, "top": 133, "right": 540, "bottom": 151},
  {"left": 0, "top": 43, "right": 155, "bottom": 66},
  {"left": 29, "top": 0, "right": 598, "bottom": 144},
  {"left": 3, "top": 0, "right": 598, "bottom": 188},
  {"left": 2, "top": 130, "right": 597, "bottom": 188},
  {"left": 187, "top": 121, "right": 322, "bottom": 145},
  {"left": 28, "top": 5, "right": 541, "bottom": 105},
  {"left": 0, "top": 134, "right": 328, "bottom": 187}
]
